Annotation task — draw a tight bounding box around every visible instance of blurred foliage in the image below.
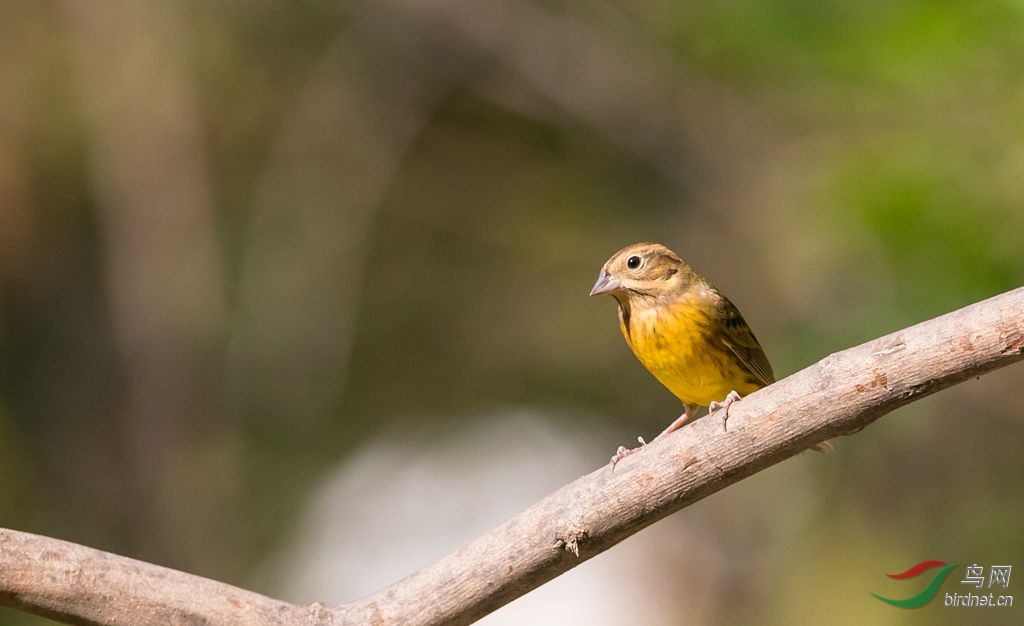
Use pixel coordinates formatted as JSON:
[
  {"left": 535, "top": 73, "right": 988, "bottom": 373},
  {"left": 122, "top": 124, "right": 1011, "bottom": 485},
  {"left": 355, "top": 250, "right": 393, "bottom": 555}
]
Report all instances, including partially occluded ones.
[{"left": 0, "top": 1, "right": 1022, "bottom": 624}]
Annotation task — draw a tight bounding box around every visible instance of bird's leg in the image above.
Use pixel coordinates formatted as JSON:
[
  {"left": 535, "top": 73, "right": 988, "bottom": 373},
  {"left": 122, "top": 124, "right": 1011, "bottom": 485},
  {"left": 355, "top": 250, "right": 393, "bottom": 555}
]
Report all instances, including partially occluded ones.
[
  {"left": 709, "top": 390, "right": 743, "bottom": 431},
  {"left": 609, "top": 404, "right": 699, "bottom": 468}
]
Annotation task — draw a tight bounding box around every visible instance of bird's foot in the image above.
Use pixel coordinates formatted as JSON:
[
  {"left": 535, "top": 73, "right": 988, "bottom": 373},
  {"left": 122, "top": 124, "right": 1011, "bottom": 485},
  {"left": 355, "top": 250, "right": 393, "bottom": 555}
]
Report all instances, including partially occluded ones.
[
  {"left": 609, "top": 436, "right": 648, "bottom": 468},
  {"left": 709, "top": 390, "right": 743, "bottom": 431}
]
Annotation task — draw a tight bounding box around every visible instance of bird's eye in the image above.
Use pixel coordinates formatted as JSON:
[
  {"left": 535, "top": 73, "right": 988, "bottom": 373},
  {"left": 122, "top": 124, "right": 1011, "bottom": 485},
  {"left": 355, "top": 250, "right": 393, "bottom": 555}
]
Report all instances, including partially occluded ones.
[{"left": 626, "top": 255, "right": 642, "bottom": 269}]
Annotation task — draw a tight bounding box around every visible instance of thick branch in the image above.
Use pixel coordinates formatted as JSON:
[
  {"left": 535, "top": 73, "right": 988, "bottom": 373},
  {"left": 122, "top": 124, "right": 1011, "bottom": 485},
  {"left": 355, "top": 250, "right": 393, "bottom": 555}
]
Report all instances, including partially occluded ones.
[
  {"left": 2, "top": 287, "right": 1023, "bottom": 625},
  {"left": 0, "top": 529, "right": 326, "bottom": 626}
]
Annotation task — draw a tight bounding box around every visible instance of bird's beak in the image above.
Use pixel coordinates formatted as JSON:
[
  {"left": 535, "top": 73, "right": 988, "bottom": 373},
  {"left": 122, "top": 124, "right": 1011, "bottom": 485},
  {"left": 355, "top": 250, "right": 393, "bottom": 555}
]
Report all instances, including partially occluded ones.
[{"left": 589, "top": 271, "right": 621, "bottom": 296}]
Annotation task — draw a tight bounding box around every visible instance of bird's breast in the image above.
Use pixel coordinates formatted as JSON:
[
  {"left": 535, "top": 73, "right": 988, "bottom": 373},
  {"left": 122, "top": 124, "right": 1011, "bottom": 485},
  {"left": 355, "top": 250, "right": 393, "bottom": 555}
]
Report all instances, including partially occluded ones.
[{"left": 620, "top": 300, "right": 756, "bottom": 406}]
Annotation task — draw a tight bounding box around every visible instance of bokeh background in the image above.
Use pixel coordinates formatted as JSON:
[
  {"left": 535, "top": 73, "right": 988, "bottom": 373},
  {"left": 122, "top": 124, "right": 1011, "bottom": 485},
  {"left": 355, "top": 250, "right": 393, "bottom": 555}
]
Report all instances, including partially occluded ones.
[{"left": 1, "top": 1, "right": 1022, "bottom": 624}]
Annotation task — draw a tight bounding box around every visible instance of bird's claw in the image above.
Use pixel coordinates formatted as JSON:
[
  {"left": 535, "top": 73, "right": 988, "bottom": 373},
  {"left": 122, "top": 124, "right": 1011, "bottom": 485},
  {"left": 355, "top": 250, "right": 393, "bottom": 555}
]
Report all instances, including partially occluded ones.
[
  {"left": 709, "top": 390, "right": 743, "bottom": 432},
  {"left": 609, "top": 436, "right": 648, "bottom": 468}
]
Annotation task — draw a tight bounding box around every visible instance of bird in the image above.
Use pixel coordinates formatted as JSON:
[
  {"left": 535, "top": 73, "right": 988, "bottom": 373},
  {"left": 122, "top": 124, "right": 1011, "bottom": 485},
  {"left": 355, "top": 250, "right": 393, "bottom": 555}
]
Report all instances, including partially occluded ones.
[{"left": 590, "top": 242, "right": 832, "bottom": 465}]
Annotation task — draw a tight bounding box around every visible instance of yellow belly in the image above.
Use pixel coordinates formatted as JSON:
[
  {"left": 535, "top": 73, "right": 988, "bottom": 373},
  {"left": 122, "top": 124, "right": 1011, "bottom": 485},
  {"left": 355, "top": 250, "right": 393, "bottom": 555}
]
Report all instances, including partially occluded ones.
[{"left": 620, "top": 304, "right": 760, "bottom": 407}]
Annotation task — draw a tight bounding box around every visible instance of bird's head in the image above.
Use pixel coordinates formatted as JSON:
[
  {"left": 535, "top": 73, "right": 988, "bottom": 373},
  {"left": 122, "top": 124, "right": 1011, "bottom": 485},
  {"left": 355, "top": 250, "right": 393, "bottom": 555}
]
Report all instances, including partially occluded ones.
[{"left": 589, "top": 242, "right": 698, "bottom": 305}]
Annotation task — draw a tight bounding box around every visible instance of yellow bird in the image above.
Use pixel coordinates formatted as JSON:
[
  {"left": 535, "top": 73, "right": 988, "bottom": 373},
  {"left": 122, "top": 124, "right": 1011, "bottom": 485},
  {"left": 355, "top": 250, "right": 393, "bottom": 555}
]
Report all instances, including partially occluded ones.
[{"left": 591, "top": 242, "right": 831, "bottom": 464}]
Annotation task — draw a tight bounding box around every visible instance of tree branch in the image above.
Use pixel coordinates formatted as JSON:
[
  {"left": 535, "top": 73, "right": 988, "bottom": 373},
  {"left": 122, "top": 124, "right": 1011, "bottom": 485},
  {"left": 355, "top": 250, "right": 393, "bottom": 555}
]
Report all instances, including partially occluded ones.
[
  {"left": 0, "top": 528, "right": 325, "bottom": 626},
  {"left": 3, "top": 287, "right": 1023, "bottom": 625}
]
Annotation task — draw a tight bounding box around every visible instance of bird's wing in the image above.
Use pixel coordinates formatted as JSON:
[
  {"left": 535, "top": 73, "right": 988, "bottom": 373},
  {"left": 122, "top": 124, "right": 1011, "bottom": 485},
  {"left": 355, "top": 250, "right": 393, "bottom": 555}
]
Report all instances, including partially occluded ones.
[{"left": 718, "top": 296, "right": 775, "bottom": 386}]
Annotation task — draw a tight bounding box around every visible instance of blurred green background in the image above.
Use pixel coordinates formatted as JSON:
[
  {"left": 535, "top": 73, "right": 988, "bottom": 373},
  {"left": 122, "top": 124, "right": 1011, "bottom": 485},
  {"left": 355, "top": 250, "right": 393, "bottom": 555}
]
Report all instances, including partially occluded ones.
[{"left": 1, "top": 1, "right": 1022, "bottom": 624}]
